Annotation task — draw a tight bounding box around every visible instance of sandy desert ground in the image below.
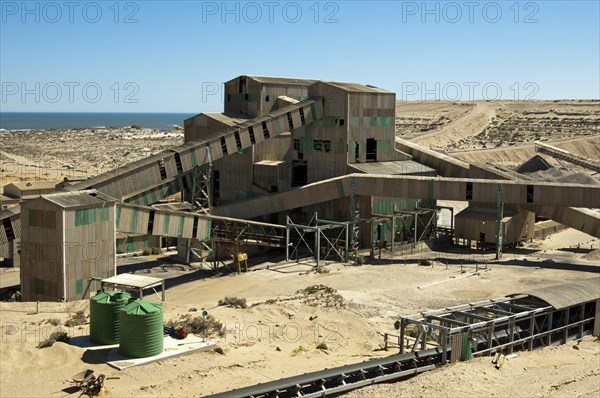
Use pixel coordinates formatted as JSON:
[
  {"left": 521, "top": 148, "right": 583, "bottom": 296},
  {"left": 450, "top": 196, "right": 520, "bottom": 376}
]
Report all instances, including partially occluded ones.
[{"left": 1, "top": 100, "right": 599, "bottom": 397}]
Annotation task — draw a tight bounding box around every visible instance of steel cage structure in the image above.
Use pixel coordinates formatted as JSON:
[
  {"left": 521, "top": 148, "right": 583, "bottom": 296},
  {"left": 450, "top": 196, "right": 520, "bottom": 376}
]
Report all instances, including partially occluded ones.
[{"left": 396, "top": 291, "right": 600, "bottom": 364}]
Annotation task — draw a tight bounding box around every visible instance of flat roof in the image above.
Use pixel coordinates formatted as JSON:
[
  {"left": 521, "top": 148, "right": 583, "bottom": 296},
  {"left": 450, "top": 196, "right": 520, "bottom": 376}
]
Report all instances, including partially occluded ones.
[
  {"left": 244, "top": 75, "right": 317, "bottom": 85},
  {"left": 322, "top": 81, "right": 393, "bottom": 94},
  {"left": 455, "top": 207, "right": 516, "bottom": 222},
  {"left": 350, "top": 160, "right": 435, "bottom": 176},
  {"left": 101, "top": 273, "right": 164, "bottom": 289},
  {"left": 152, "top": 202, "right": 192, "bottom": 212},
  {"left": 255, "top": 160, "right": 285, "bottom": 166},
  {"left": 6, "top": 181, "right": 59, "bottom": 191},
  {"left": 41, "top": 190, "right": 116, "bottom": 209},
  {"left": 0, "top": 194, "right": 19, "bottom": 202},
  {"left": 186, "top": 112, "right": 250, "bottom": 126}
]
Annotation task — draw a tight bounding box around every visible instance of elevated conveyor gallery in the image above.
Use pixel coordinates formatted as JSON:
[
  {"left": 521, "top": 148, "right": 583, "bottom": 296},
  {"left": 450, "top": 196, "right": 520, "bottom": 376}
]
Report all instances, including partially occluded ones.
[
  {"left": 213, "top": 174, "right": 600, "bottom": 237},
  {"left": 0, "top": 98, "right": 324, "bottom": 246},
  {"left": 395, "top": 138, "right": 600, "bottom": 237}
]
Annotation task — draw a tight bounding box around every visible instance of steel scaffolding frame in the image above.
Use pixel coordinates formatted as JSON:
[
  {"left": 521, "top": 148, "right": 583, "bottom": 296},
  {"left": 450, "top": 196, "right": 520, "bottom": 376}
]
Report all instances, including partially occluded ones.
[
  {"left": 395, "top": 295, "right": 598, "bottom": 364},
  {"left": 371, "top": 207, "right": 438, "bottom": 259},
  {"left": 187, "top": 146, "right": 213, "bottom": 264},
  {"left": 285, "top": 213, "right": 349, "bottom": 270}
]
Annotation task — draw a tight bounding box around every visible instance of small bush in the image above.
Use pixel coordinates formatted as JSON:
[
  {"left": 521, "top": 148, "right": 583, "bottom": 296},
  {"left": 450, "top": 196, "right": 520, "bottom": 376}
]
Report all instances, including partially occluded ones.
[
  {"left": 38, "top": 331, "right": 69, "bottom": 348},
  {"left": 419, "top": 259, "right": 432, "bottom": 266},
  {"left": 296, "top": 285, "right": 344, "bottom": 308},
  {"left": 218, "top": 296, "right": 248, "bottom": 309},
  {"left": 64, "top": 310, "right": 87, "bottom": 327},
  {"left": 291, "top": 345, "right": 310, "bottom": 356},
  {"left": 168, "top": 314, "right": 224, "bottom": 337},
  {"left": 46, "top": 318, "right": 61, "bottom": 326},
  {"left": 189, "top": 307, "right": 198, "bottom": 312}
]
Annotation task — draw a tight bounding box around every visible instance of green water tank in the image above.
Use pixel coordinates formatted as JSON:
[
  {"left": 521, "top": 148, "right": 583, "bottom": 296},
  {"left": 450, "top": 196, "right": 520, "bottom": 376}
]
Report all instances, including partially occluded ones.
[
  {"left": 119, "top": 300, "right": 164, "bottom": 358},
  {"left": 90, "top": 291, "right": 132, "bottom": 345}
]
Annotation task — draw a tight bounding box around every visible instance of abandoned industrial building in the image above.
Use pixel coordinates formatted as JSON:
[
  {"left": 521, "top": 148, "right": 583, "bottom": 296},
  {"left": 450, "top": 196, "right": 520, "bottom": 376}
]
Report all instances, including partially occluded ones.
[{"left": 1, "top": 75, "right": 599, "bottom": 304}]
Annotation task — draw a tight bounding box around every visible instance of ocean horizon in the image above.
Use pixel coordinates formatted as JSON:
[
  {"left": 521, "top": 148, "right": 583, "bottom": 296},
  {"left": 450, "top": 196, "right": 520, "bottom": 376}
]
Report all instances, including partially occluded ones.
[{"left": 0, "top": 112, "right": 196, "bottom": 131}]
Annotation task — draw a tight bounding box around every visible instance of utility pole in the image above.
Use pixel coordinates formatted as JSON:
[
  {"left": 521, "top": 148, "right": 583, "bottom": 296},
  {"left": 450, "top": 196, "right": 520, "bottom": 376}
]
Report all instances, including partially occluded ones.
[{"left": 496, "top": 184, "right": 503, "bottom": 260}]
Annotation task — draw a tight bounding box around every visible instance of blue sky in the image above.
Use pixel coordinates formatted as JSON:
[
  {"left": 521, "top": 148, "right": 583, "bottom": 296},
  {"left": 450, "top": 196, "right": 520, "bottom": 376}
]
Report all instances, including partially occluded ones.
[{"left": 1, "top": 0, "right": 598, "bottom": 112}]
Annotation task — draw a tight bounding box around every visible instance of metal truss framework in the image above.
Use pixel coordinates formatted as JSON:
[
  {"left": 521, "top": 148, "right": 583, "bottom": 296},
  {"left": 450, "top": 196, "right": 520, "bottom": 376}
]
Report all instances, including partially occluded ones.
[
  {"left": 285, "top": 213, "right": 350, "bottom": 270},
  {"left": 187, "top": 149, "right": 213, "bottom": 264},
  {"left": 396, "top": 295, "right": 598, "bottom": 365},
  {"left": 371, "top": 207, "right": 441, "bottom": 256}
]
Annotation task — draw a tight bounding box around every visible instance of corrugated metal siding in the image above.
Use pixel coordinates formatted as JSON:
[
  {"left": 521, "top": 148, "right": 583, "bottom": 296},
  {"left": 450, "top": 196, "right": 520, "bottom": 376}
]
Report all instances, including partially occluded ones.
[
  {"left": 512, "top": 279, "right": 600, "bottom": 309},
  {"left": 20, "top": 198, "right": 64, "bottom": 301}
]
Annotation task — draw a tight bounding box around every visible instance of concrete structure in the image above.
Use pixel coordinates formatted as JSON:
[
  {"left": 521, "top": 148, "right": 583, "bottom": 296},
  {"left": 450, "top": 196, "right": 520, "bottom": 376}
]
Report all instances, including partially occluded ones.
[{"left": 20, "top": 191, "right": 117, "bottom": 301}]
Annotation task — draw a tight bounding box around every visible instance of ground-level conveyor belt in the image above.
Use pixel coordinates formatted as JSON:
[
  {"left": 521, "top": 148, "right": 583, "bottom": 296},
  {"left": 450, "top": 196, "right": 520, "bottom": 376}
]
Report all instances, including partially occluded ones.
[{"left": 204, "top": 348, "right": 443, "bottom": 398}]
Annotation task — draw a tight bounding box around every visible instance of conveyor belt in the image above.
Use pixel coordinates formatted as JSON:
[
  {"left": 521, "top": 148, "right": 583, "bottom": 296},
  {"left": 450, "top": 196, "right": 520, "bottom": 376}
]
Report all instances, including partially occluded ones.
[
  {"left": 214, "top": 174, "right": 600, "bottom": 237},
  {"left": 394, "top": 138, "right": 600, "bottom": 237},
  {"left": 0, "top": 98, "right": 324, "bottom": 245},
  {"left": 204, "top": 348, "right": 443, "bottom": 398}
]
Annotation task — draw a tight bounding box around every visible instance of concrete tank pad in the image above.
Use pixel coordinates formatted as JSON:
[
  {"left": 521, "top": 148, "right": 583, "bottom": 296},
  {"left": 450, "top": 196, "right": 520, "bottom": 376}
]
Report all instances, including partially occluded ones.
[
  {"left": 70, "top": 335, "right": 216, "bottom": 370},
  {"left": 106, "top": 335, "right": 216, "bottom": 370}
]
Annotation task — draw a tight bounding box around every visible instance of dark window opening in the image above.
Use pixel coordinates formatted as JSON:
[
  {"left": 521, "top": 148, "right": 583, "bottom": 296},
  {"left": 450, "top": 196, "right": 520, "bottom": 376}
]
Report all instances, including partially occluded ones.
[
  {"left": 192, "top": 216, "right": 199, "bottom": 237},
  {"left": 220, "top": 137, "right": 228, "bottom": 154},
  {"left": 158, "top": 159, "right": 167, "bottom": 180},
  {"left": 234, "top": 131, "right": 242, "bottom": 150},
  {"left": 269, "top": 213, "right": 278, "bottom": 224},
  {"left": 292, "top": 160, "right": 308, "bottom": 187},
  {"left": 323, "top": 140, "right": 331, "bottom": 152},
  {"left": 366, "top": 138, "right": 377, "bottom": 162},
  {"left": 287, "top": 112, "right": 294, "bottom": 130},
  {"left": 181, "top": 174, "right": 189, "bottom": 192},
  {"left": 527, "top": 185, "right": 534, "bottom": 203},
  {"left": 262, "top": 121, "right": 270, "bottom": 139},
  {"left": 466, "top": 182, "right": 473, "bottom": 201},
  {"left": 479, "top": 232, "right": 485, "bottom": 243},
  {"left": 293, "top": 139, "right": 300, "bottom": 152},
  {"left": 227, "top": 94, "right": 231, "bottom": 102},
  {"left": 3, "top": 218, "right": 15, "bottom": 240},
  {"left": 248, "top": 126, "right": 256, "bottom": 144},
  {"left": 338, "top": 119, "right": 345, "bottom": 127},
  {"left": 270, "top": 185, "right": 278, "bottom": 193},
  {"left": 298, "top": 152, "right": 303, "bottom": 160},
  {"left": 265, "top": 95, "right": 270, "bottom": 102},
  {"left": 244, "top": 93, "right": 249, "bottom": 101},
  {"left": 174, "top": 152, "right": 183, "bottom": 173},
  {"left": 147, "top": 211, "right": 155, "bottom": 234},
  {"left": 314, "top": 140, "right": 323, "bottom": 151},
  {"left": 299, "top": 108, "right": 306, "bottom": 124},
  {"left": 354, "top": 142, "right": 360, "bottom": 162},
  {"left": 212, "top": 170, "right": 220, "bottom": 203},
  {"left": 239, "top": 77, "right": 245, "bottom": 93}
]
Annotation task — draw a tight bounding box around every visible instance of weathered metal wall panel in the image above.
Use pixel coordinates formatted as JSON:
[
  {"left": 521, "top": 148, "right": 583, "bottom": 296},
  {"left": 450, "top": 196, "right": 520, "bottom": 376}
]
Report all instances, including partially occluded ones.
[{"left": 20, "top": 198, "right": 64, "bottom": 301}]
